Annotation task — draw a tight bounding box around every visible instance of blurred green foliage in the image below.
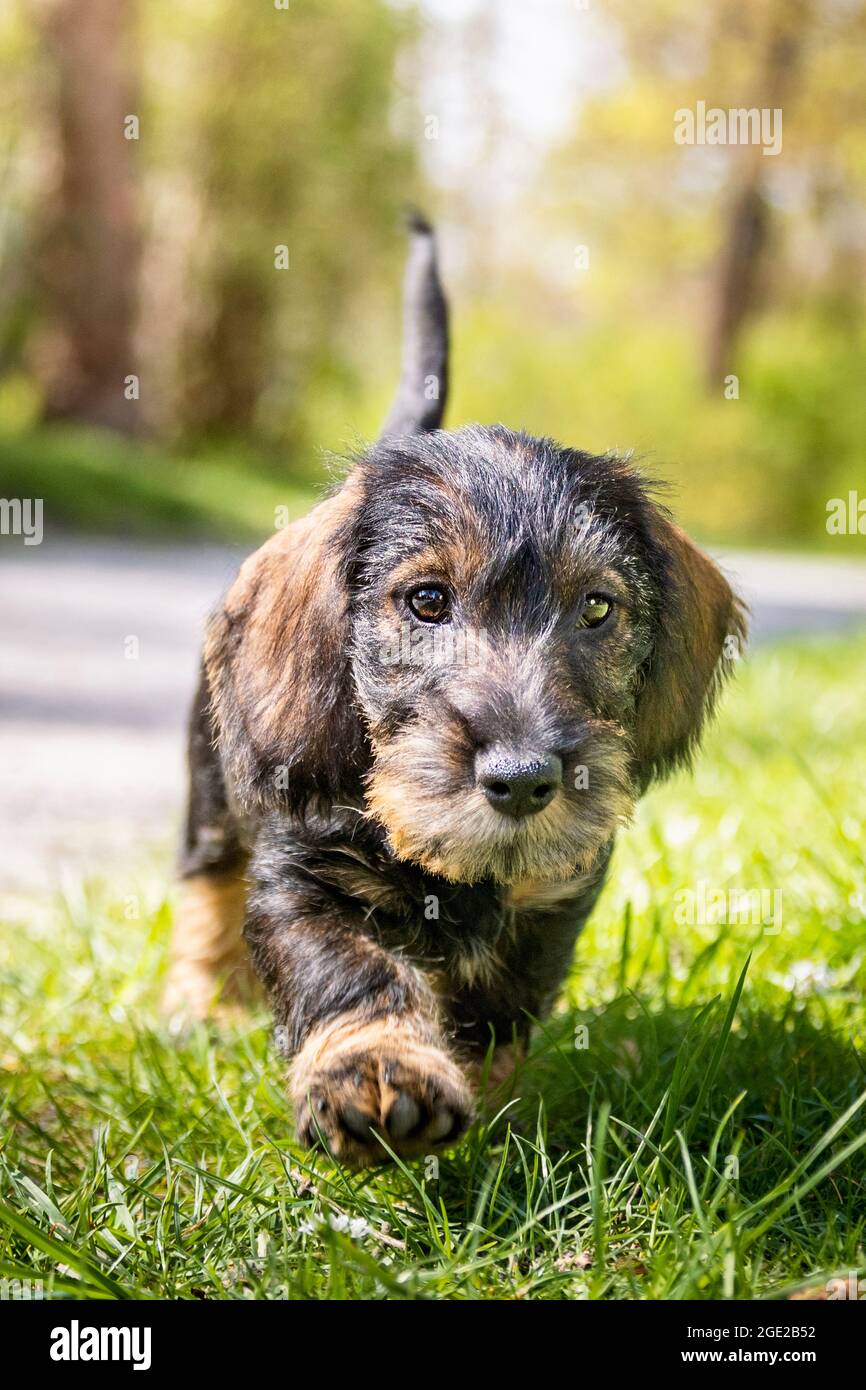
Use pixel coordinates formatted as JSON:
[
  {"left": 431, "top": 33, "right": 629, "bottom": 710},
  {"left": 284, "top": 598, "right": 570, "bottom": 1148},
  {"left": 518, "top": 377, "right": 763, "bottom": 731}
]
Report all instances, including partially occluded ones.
[
  {"left": 448, "top": 304, "right": 866, "bottom": 550},
  {"left": 0, "top": 0, "right": 418, "bottom": 458},
  {"left": 0, "top": 427, "right": 316, "bottom": 541},
  {"left": 0, "top": 0, "right": 864, "bottom": 550}
]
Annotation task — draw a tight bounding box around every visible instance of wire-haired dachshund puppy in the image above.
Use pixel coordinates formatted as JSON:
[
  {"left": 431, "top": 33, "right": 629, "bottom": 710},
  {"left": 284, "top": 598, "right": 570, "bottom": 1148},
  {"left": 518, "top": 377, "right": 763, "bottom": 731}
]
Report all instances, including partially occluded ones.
[{"left": 165, "top": 213, "right": 746, "bottom": 1167}]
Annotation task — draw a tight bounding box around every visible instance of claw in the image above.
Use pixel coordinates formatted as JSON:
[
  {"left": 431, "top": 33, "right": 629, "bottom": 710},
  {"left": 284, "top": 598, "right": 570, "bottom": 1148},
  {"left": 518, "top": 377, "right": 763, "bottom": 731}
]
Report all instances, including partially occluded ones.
[{"left": 387, "top": 1093, "right": 423, "bottom": 1139}]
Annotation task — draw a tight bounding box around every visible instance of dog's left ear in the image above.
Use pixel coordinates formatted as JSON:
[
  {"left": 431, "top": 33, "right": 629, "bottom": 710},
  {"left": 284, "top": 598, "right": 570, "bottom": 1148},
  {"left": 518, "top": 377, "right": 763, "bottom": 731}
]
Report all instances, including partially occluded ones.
[
  {"left": 632, "top": 521, "right": 747, "bottom": 789},
  {"left": 204, "top": 479, "right": 368, "bottom": 814}
]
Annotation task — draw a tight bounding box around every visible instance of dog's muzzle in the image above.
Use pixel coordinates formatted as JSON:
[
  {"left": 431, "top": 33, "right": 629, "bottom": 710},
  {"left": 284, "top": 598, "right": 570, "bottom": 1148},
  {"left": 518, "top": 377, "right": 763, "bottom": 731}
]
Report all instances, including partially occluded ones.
[{"left": 475, "top": 747, "right": 563, "bottom": 818}]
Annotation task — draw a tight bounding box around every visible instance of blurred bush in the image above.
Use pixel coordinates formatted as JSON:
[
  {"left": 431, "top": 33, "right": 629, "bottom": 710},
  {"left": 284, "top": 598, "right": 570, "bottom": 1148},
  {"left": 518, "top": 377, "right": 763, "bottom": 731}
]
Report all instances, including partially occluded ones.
[
  {"left": 0, "top": 0, "right": 864, "bottom": 550},
  {"left": 447, "top": 303, "right": 866, "bottom": 550},
  {"left": 0, "top": 0, "right": 417, "bottom": 463}
]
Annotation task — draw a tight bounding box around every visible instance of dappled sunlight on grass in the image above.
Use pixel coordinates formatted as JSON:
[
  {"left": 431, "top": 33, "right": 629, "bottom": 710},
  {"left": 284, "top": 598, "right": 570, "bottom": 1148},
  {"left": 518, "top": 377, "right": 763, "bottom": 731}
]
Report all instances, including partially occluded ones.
[{"left": 1, "top": 632, "right": 865, "bottom": 1298}]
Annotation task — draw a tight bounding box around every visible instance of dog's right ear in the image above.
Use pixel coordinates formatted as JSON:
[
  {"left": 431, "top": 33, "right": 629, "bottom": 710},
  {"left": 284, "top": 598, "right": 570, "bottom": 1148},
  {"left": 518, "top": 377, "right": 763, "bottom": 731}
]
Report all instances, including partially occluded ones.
[{"left": 204, "top": 478, "right": 368, "bottom": 814}]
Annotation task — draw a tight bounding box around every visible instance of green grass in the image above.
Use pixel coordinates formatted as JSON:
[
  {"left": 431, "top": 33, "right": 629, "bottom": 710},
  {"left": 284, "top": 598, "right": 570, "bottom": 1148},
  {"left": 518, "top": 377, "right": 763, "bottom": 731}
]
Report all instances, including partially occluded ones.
[
  {"left": 1, "top": 632, "right": 865, "bottom": 1300},
  {"left": 0, "top": 426, "right": 318, "bottom": 542}
]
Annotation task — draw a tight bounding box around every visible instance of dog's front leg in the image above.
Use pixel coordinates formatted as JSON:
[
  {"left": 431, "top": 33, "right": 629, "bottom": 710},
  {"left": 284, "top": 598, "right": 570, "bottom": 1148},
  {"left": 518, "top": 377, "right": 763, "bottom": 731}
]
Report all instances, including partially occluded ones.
[{"left": 246, "top": 878, "right": 473, "bottom": 1167}]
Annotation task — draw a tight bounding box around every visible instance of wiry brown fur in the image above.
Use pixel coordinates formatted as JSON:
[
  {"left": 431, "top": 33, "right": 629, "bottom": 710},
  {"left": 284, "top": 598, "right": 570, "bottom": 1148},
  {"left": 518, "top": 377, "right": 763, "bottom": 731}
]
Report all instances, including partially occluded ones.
[
  {"left": 164, "top": 868, "right": 257, "bottom": 1019},
  {"left": 173, "top": 219, "right": 747, "bottom": 1168},
  {"left": 203, "top": 480, "right": 368, "bottom": 816}
]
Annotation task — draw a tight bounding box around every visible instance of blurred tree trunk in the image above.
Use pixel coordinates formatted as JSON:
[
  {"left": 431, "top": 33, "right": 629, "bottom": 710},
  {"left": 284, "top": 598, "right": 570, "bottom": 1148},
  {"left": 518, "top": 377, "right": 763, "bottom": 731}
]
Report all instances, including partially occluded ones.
[
  {"left": 35, "top": 0, "right": 141, "bottom": 432},
  {"left": 705, "top": 154, "right": 769, "bottom": 388},
  {"left": 182, "top": 265, "right": 270, "bottom": 437},
  {"left": 705, "top": 5, "right": 805, "bottom": 388},
  {"left": 175, "top": 24, "right": 275, "bottom": 441}
]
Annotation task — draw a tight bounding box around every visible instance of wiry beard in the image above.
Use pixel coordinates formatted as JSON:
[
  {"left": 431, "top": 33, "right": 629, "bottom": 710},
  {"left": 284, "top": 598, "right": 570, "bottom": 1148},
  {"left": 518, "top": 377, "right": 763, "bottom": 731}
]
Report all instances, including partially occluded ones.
[{"left": 365, "top": 719, "right": 635, "bottom": 885}]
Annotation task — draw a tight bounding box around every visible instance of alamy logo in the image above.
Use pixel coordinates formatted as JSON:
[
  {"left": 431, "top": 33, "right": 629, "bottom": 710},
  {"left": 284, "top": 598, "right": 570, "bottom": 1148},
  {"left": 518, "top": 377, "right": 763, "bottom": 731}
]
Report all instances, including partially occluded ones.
[
  {"left": 49, "top": 1320, "right": 152, "bottom": 1371},
  {"left": 826, "top": 491, "right": 866, "bottom": 535},
  {"left": 379, "top": 621, "right": 488, "bottom": 668},
  {"left": 0, "top": 1277, "right": 43, "bottom": 1299},
  {"left": 827, "top": 1273, "right": 866, "bottom": 1300},
  {"left": 674, "top": 881, "right": 782, "bottom": 934},
  {"left": 0, "top": 497, "right": 43, "bottom": 545},
  {"left": 674, "top": 102, "right": 782, "bottom": 157}
]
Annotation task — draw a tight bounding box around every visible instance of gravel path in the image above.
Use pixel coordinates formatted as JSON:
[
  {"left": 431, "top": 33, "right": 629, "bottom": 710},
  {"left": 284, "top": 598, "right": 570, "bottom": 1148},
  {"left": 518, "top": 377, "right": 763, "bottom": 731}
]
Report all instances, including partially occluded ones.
[{"left": 2, "top": 540, "right": 865, "bottom": 896}]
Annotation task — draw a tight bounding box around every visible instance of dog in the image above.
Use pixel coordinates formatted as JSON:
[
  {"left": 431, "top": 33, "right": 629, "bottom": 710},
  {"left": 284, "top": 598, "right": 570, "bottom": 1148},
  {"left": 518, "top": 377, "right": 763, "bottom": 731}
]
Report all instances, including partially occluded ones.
[{"left": 164, "top": 213, "right": 746, "bottom": 1167}]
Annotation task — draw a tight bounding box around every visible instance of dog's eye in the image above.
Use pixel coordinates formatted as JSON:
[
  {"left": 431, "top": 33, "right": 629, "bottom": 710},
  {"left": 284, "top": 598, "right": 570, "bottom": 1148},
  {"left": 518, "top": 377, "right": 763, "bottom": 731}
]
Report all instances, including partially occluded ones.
[
  {"left": 407, "top": 585, "right": 450, "bottom": 623},
  {"left": 578, "top": 594, "right": 612, "bottom": 629}
]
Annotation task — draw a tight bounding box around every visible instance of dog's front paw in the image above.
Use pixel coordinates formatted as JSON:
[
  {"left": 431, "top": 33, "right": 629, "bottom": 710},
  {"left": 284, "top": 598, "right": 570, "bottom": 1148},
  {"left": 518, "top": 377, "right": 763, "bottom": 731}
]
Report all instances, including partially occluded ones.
[{"left": 290, "top": 1015, "right": 472, "bottom": 1167}]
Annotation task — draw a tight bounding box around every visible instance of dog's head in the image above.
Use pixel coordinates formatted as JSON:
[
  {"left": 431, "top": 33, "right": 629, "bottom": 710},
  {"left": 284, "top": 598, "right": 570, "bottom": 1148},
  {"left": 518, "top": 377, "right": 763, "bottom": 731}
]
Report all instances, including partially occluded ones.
[{"left": 206, "top": 221, "right": 746, "bottom": 885}]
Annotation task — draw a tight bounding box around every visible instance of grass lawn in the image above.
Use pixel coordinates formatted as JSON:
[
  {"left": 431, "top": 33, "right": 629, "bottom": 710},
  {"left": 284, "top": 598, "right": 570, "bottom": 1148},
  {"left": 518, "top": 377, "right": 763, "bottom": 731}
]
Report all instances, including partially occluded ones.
[
  {"left": 1, "top": 631, "right": 865, "bottom": 1301},
  {"left": 0, "top": 426, "right": 318, "bottom": 543}
]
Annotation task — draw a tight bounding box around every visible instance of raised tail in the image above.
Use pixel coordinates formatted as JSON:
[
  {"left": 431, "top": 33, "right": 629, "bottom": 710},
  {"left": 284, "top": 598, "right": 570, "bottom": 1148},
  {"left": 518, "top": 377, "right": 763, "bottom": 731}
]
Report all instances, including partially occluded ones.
[{"left": 378, "top": 210, "right": 449, "bottom": 439}]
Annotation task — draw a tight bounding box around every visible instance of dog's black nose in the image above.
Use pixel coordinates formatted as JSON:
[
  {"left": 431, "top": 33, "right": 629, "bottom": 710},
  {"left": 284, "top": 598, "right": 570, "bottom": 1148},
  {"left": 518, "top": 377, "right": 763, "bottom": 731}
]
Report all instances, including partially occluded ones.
[{"left": 476, "top": 749, "right": 563, "bottom": 818}]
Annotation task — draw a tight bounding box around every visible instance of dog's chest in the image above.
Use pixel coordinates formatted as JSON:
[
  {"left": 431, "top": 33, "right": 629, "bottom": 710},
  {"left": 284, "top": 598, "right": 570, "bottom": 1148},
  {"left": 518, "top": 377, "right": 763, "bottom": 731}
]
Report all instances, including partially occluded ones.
[{"left": 330, "top": 856, "right": 592, "bottom": 989}]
